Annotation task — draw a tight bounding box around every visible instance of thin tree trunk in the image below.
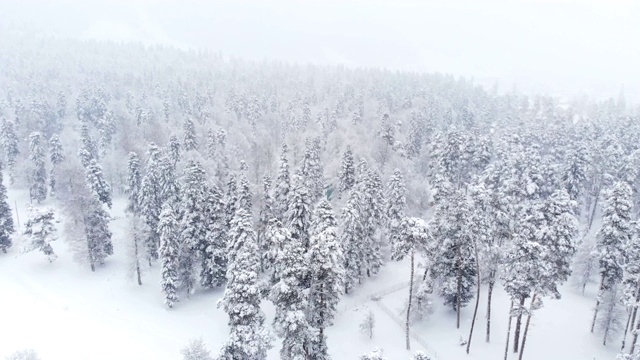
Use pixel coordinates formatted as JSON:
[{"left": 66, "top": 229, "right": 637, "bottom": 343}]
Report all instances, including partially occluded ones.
[
  {"left": 504, "top": 300, "right": 514, "bottom": 360},
  {"left": 518, "top": 293, "right": 537, "bottom": 360},
  {"left": 134, "top": 233, "right": 142, "bottom": 286},
  {"left": 591, "top": 274, "right": 606, "bottom": 333},
  {"left": 587, "top": 188, "right": 600, "bottom": 232},
  {"left": 456, "top": 270, "right": 462, "bottom": 329},
  {"left": 14, "top": 200, "right": 20, "bottom": 228},
  {"left": 513, "top": 295, "right": 526, "bottom": 353},
  {"left": 622, "top": 285, "right": 640, "bottom": 350},
  {"left": 466, "top": 241, "right": 482, "bottom": 354},
  {"left": 630, "top": 312, "right": 640, "bottom": 355},
  {"left": 406, "top": 249, "right": 415, "bottom": 350},
  {"left": 486, "top": 273, "right": 496, "bottom": 342}
]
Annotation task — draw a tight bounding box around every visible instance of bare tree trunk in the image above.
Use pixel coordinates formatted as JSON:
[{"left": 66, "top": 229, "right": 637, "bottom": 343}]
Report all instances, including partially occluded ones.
[
  {"left": 486, "top": 273, "right": 496, "bottom": 342},
  {"left": 504, "top": 300, "right": 514, "bottom": 360},
  {"left": 591, "top": 274, "right": 606, "bottom": 333},
  {"left": 406, "top": 249, "right": 415, "bottom": 350},
  {"left": 630, "top": 312, "right": 640, "bottom": 355},
  {"left": 518, "top": 293, "right": 537, "bottom": 360},
  {"left": 513, "top": 295, "right": 526, "bottom": 353},
  {"left": 587, "top": 188, "right": 600, "bottom": 232},
  {"left": 466, "top": 242, "right": 482, "bottom": 354},
  {"left": 14, "top": 200, "right": 20, "bottom": 228},
  {"left": 134, "top": 233, "right": 142, "bottom": 286},
  {"left": 622, "top": 285, "right": 640, "bottom": 350},
  {"left": 456, "top": 271, "right": 462, "bottom": 329}
]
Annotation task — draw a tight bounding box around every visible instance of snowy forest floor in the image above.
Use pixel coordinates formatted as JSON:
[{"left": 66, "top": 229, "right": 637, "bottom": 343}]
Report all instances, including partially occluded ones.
[{"left": 0, "top": 186, "right": 621, "bottom": 360}]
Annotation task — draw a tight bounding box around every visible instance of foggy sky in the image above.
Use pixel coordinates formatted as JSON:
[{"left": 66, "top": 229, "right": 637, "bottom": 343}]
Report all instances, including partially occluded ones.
[{"left": 3, "top": 0, "right": 639, "bottom": 101}]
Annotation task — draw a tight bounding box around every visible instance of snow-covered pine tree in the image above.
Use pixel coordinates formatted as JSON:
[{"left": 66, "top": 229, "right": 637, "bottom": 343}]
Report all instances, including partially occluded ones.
[
  {"left": 139, "top": 143, "right": 163, "bottom": 263},
  {"left": 179, "top": 160, "right": 207, "bottom": 297},
  {"left": 238, "top": 173, "right": 252, "bottom": 214},
  {"left": 270, "top": 218, "right": 311, "bottom": 360},
  {"left": 301, "top": 138, "right": 325, "bottom": 203},
  {"left": 181, "top": 338, "right": 213, "bottom": 360},
  {"left": 561, "top": 144, "right": 590, "bottom": 204},
  {"left": 158, "top": 203, "right": 179, "bottom": 308},
  {"left": 159, "top": 151, "right": 181, "bottom": 206},
  {"left": 1, "top": 119, "right": 19, "bottom": 182},
  {"left": 83, "top": 198, "right": 113, "bottom": 269},
  {"left": 258, "top": 175, "right": 274, "bottom": 272},
  {"left": 168, "top": 134, "right": 181, "bottom": 167},
  {"left": 274, "top": 143, "right": 291, "bottom": 221},
  {"left": 592, "top": 181, "right": 633, "bottom": 333},
  {"left": 287, "top": 173, "right": 312, "bottom": 252},
  {"left": 622, "top": 222, "right": 640, "bottom": 350},
  {"left": 85, "top": 159, "right": 112, "bottom": 208},
  {"left": 125, "top": 152, "right": 142, "bottom": 215},
  {"left": 360, "top": 168, "right": 386, "bottom": 277},
  {"left": 224, "top": 175, "right": 238, "bottom": 228},
  {"left": 595, "top": 283, "right": 626, "bottom": 346},
  {"left": 413, "top": 351, "right": 432, "bottom": 360},
  {"left": 218, "top": 208, "right": 272, "bottom": 360},
  {"left": 22, "top": 207, "right": 57, "bottom": 262},
  {"left": 430, "top": 190, "right": 476, "bottom": 328},
  {"left": 48, "top": 134, "right": 64, "bottom": 195},
  {"left": 340, "top": 189, "right": 364, "bottom": 294},
  {"left": 200, "top": 184, "right": 227, "bottom": 289},
  {"left": 338, "top": 145, "right": 356, "bottom": 196},
  {"left": 360, "top": 349, "right": 385, "bottom": 360},
  {"left": 29, "top": 132, "right": 47, "bottom": 203},
  {"left": 206, "top": 129, "right": 217, "bottom": 158},
  {"left": 308, "top": 200, "right": 344, "bottom": 359},
  {"left": 386, "top": 169, "right": 406, "bottom": 251},
  {"left": 393, "top": 216, "right": 429, "bottom": 350},
  {"left": 0, "top": 171, "right": 15, "bottom": 253},
  {"left": 183, "top": 118, "right": 197, "bottom": 152},
  {"left": 359, "top": 310, "right": 376, "bottom": 340}
]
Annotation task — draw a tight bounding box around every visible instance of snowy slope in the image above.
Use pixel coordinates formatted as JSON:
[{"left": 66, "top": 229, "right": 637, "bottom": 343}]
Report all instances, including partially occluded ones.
[{"left": 0, "top": 187, "right": 620, "bottom": 360}]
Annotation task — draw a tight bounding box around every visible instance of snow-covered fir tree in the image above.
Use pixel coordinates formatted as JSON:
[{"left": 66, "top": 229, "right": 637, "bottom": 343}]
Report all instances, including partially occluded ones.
[
  {"left": 158, "top": 203, "right": 179, "bottom": 308},
  {"left": 200, "top": 184, "right": 227, "bottom": 289},
  {"left": 218, "top": 209, "right": 272, "bottom": 360},
  {"left": 125, "top": 152, "right": 142, "bottom": 215},
  {"left": 28, "top": 132, "right": 47, "bottom": 203},
  {"left": 237, "top": 173, "right": 252, "bottom": 214},
  {"left": 0, "top": 171, "right": 14, "bottom": 253},
  {"left": 22, "top": 207, "right": 57, "bottom": 262},
  {"left": 287, "top": 174, "right": 312, "bottom": 251},
  {"left": 386, "top": 169, "right": 406, "bottom": 250},
  {"left": 179, "top": 160, "right": 207, "bottom": 297},
  {"left": 270, "top": 218, "right": 311, "bottom": 360},
  {"left": 85, "top": 159, "right": 112, "bottom": 208},
  {"left": 301, "top": 138, "right": 325, "bottom": 202},
  {"left": 340, "top": 189, "right": 363, "bottom": 294},
  {"left": 168, "top": 134, "right": 181, "bottom": 167},
  {"left": 308, "top": 200, "right": 344, "bottom": 359},
  {"left": 139, "top": 143, "right": 163, "bottom": 263},
  {"left": 274, "top": 143, "right": 291, "bottom": 221},
  {"left": 183, "top": 118, "right": 197, "bottom": 152},
  {"left": 338, "top": 145, "right": 356, "bottom": 196},
  {"left": 48, "top": 134, "right": 64, "bottom": 195},
  {"left": 1, "top": 119, "right": 19, "bottom": 181}
]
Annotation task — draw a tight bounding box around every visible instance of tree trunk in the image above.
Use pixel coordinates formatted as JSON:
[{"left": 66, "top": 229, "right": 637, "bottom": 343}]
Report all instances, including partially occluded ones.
[
  {"left": 466, "top": 242, "right": 482, "bottom": 354},
  {"left": 630, "top": 312, "right": 640, "bottom": 355},
  {"left": 622, "top": 285, "right": 640, "bottom": 350},
  {"left": 456, "top": 270, "right": 462, "bottom": 329},
  {"left": 513, "top": 295, "right": 526, "bottom": 353},
  {"left": 486, "top": 273, "right": 496, "bottom": 342},
  {"left": 518, "top": 293, "right": 537, "bottom": 360},
  {"left": 406, "top": 249, "right": 415, "bottom": 350},
  {"left": 591, "top": 274, "right": 606, "bottom": 333},
  {"left": 134, "top": 233, "right": 142, "bottom": 286},
  {"left": 504, "top": 300, "right": 514, "bottom": 360},
  {"left": 587, "top": 188, "right": 600, "bottom": 232}
]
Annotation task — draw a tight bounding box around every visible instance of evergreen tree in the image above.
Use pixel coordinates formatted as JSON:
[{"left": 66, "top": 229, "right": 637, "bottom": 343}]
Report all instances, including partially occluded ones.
[
  {"left": 159, "top": 203, "right": 179, "bottom": 308},
  {"left": 139, "top": 143, "right": 163, "bottom": 263},
  {"left": 301, "top": 138, "right": 325, "bottom": 202},
  {"left": 159, "top": 151, "right": 181, "bottom": 206},
  {"left": 179, "top": 160, "right": 207, "bottom": 296},
  {"left": 270, "top": 220, "right": 311, "bottom": 360},
  {"left": 340, "top": 189, "right": 364, "bottom": 293},
  {"left": 168, "top": 134, "right": 181, "bottom": 167},
  {"left": 22, "top": 207, "right": 57, "bottom": 262},
  {"left": 338, "top": 145, "right": 356, "bottom": 196},
  {"left": 360, "top": 349, "right": 385, "bottom": 360},
  {"left": 274, "top": 143, "right": 291, "bottom": 221},
  {"left": 200, "top": 184, "right": 227, "bottom": 289},
  {"left": 29, "top": 132, "right": 47, "bottom": 203},
  {"left": 0, "top": 171, "right": 14, "bottom": 253},
  {"left": 258, "top": 176, "right": 275, "bottom": 272},
  {"left": 48, "top": 134, "right": 65, "bottom": 195},
  {"left": 592, "top": 181, "right": 634, "bottom": 332},
  {"left": 360, "top": 168, "right": 386, "bottom": 277},
  {"left": 83, "top": 198, "right": 113, "bottom": 269},
  {"left": 238, "top": 173, "right": 252, "bottom": 214},
  {"left": 1, "top": 120, "right": 19, "bottom": 178},
  {"left": 183, "top": 118, "right": 197, "bottom": 152},
  {"left": 85, "top": 159, "right": 112, "bottom": 208},
  {"left": 287, "top": 174, "right": 312, "bottom": 251},
  {"left": 308, "top": 200, "right": 344, "bottom": 359},
  {"left": 218, "top": 209, "right": 272, "bottom": 360},
  {"left": 125, "top": 152, "right": 142, "bottom": 215},
  {"left": 430, "top": 190, "right": 476, "bottom": 328}
]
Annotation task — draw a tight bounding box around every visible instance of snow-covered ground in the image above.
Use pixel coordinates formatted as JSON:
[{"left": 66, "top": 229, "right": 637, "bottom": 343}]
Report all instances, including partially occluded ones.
[{"left": 0, "top": 187, "right": 620, "bottom": 360}]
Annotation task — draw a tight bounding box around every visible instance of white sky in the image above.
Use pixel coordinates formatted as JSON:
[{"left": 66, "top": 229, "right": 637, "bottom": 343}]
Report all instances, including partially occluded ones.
[{"left": 3, "top": 0, "right": 639, "bottom": 101}]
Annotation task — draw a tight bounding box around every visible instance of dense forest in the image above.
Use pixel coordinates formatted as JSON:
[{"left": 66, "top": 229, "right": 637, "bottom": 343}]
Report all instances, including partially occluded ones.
[{"left": 1, "top": 25, "right": 639, "bottom": 360}]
